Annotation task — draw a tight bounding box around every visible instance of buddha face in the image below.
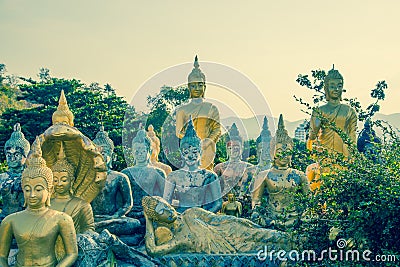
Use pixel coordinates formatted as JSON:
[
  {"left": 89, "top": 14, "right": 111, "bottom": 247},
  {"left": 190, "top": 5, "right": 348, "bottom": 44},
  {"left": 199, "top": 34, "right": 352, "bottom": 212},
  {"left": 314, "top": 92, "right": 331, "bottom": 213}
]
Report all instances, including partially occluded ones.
[
  {"left": 227, "top": 140, "right": 242, "bottom": 161},
  {"left": 273, "top": 144, "right": 292, "bottom": 168},
  {"left": 180, "top": 142, "right": 200, "bottom": 167},
  {"left": 188, "top": 81, "right": 205, "bottom": 98},
  {"left": 227, "top": 193, "right": 235, "bottom": 202},
  {"left": 132, "top": 142, "right": 150, "bottom": 165},
  {"left": 155, "top": 199, "right": 178, "bottom": 223},
  {"left": 22, "top": 177, "right": 50, "bottom": 209},
  {"left": 53, "top": 171, "right": 72, "bottom": 196},
  {"left": 5, "top": 147, "right": 26, "bottom": 169},
  {"left": 98, "top": 144, "right": 113, "bottom": 167},
  {"left": 324, "top": 78, "right": 343, "bottom": 101}
]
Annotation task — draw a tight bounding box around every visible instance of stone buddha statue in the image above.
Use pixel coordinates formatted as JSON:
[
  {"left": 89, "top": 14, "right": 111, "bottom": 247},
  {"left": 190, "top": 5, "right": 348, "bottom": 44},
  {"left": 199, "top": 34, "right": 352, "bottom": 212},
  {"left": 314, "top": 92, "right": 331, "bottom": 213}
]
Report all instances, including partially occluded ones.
[
  {"left": 121, "top": 128, "right": 166, "bottom": 220},
  {"left": 252, "top": 114, "right": 310, "bottom": 230},
  {"left": 91, "top": 126, "right": 140, "bottom": 239},
  {"left": 214, "top": 123, "right": 253, "bottom": 197},
  {"left": 221, "top": 193, "right": 242, "bottom": 217},
  {"left": 163, "top": 116, "right": 222, "bottom": 213},
  {"left": 147, "top": 124, "right": 172, "bottom": 175},
  {"left": 142, "top": 195, "right": 293, "bottom": 257},
  {"left": 175, "top": 56, "right": 221, "bottom": 170},
  {"left": 357, "top": 119, "right": 382, "bottom": 163},
  {"left": 0, "top": 123, "right": 30, "bottom": 221},
  {"left": 307, "top": 67, "right": 357, "bottom": 158},
  {"left": 0, "top": 136, "right": 78, "bottom": 267}
]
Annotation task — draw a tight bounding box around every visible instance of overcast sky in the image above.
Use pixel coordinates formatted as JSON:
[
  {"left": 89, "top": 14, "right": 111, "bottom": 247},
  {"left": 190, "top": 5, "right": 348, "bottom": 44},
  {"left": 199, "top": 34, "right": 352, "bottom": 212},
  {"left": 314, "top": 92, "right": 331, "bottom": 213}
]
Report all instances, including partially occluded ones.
[{"left": 1, "top": 0, "right": 399, "bottom": 122}]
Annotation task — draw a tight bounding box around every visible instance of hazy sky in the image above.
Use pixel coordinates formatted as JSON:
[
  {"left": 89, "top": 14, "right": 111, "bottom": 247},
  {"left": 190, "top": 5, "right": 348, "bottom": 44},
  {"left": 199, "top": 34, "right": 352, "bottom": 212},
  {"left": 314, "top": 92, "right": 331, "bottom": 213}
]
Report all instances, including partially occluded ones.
[{"left": 1, "top": 0, "right": 399, "bottom": 122}]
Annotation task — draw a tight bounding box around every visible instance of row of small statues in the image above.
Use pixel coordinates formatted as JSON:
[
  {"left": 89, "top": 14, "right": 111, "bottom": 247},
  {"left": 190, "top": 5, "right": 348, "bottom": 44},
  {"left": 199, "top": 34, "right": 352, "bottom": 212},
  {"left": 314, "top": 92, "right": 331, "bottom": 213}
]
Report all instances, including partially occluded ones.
[{"left": 0, "top": 57, "right": 380, "bottom": 266}]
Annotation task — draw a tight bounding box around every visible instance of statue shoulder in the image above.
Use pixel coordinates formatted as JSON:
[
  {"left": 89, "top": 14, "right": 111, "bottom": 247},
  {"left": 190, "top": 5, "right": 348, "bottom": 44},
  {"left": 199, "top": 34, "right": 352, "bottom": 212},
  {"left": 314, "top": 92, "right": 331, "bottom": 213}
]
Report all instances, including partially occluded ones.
[
  {"left": 121, "top": 167, "right": 134, "bottom": 177},
  {"left": 202, "top": 170, "right": 218, "bottom": 185},
  {"left": 150, "top": 166, "right": 167, "bottom": 178},
  {"left": 109, "top": 170, "right": 130, "bottom": 180}
]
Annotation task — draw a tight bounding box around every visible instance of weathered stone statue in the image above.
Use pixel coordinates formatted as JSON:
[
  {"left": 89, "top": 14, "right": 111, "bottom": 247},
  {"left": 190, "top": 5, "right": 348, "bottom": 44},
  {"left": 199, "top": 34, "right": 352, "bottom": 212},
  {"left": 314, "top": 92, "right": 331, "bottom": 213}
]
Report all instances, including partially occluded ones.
[
  {"left": 143, "top": 195, "right": 292, "bottom": 257},
  {"left": 357, "top": 119, "right": 382, "bottom": 162},
  {"left": 92, "top": 126, "right": 140, "bottom": 239},
  {"left": 0, "top": 137, "right": 78, "bottom": 267},
  {"left": 244, "top": 116, "right": 273, "bottom": 195},
  {"left": 252, "top": 114, "right": 310, "bottom": 230},
  {"left": 0, "top": 123, "right": 30, "bottom": 221},
  {"left": 122, "top": 128, "right": 166, "bottom": 220},
  {"left": 214, "top": 123, "right": 253, "bottom": 197},
  {"left": 255, "top": 116, "right": 273, "bottom": 171},
  {"left": 147, "top": 124, "right": 172, "bottom": 175},
  {"left": 163, "top": 117, "right": 222, "bottom": 213},
  {"left": 221, "top": 192, "right": 242, "bottom": 217},
  {"left": 175, "top": 56, "right": 221, "bottom": 170},
  {"left": 307, "top": 67, "right": 357, "bottom": 157}
]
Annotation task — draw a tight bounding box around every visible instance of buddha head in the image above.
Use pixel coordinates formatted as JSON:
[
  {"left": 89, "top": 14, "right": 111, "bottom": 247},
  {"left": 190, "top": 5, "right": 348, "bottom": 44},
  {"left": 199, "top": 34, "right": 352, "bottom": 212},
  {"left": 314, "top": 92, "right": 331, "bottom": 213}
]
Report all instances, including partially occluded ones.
[
  {"left": 147, "top": 125, "right": 161, "bottom": 162},
  {"left": 271, "top": 114, "right": 293, "bottom": 169},
  {"left": 52, "top": 90, "right": 74, "bottom": 126},
  {"left": 22, "top": 136, "right": 53, "bottom": 208},
  {"left": 180, "top": 116, "right": 201, "bottom": 167},
  {"left": 226, "top": 123, "right": 243, "bottom": 161},
  {"left": 4, "top": 123, "right": 30, "bottom": 171},
  {"left": 132, "top": 127, "right": 152, "bottom": 166},
  {"left": 93, "top": 126, "right": 115, "bottom": 170},
  {"left": 51, "top": 143, "right": 75, "bottom": 197},
  {"left": 256, "top": 116, "right": 272, "bottom": 164},
  {"left": 187, "top": 55, "right": 206, "bottom": 99},
  {"left": 324, "top": 66, "right": 344, "bottom": 102},
  {"left": 142, "top": 195, "right": 178, "bottom": 223},
  {"left": 227, "top": 192, "right": 236, "bottom": 203}
]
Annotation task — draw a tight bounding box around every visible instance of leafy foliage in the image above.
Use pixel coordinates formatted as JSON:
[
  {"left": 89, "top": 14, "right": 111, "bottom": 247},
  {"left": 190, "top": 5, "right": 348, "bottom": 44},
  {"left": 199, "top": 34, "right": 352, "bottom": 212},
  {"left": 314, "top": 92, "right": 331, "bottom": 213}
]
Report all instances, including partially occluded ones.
[
  {"left": 0, "top": 69, "right": 133, "bottom": 171},
  {"left": 292, "top": 69, "right": 399, "bottom": 266}
]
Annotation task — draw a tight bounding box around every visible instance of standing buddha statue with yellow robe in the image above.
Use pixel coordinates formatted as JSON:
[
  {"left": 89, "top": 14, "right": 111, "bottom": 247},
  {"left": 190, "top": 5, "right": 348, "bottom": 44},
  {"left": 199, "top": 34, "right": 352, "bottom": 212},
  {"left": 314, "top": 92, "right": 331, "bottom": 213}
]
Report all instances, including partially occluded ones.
[
  {"left": 307, "top": 67, "right": 357, "bottom": 157},
  {"left": 175, "top": 56, "right": 221, "bottom": 170}
]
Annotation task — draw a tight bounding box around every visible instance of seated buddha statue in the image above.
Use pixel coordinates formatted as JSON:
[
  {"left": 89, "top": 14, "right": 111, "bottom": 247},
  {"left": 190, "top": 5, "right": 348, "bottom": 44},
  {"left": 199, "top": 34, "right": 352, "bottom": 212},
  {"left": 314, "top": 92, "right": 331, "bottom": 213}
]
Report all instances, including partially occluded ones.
[
  {"left": 0, "top": 137, "right": 78, "bottom": 267},
  {"left": 121, "top": 128, "right": 166, "bottom": 220},
  {"left": 214, "top": 123, "right": 253, "bottom": 198},
  {"left": 307, "top": 67, "right": 357, "bottom": 158},
  {"left": 163, "top": 117, "right": 222, "bottom": 213},
  {"left": 147, "top": 124, "right": 172, "bottom": 175},
  {"left": 0, "top": 123, "right": 30, "bottom": 221},
  {"left": 252, "top": 114, "right": 310, "bottom": 230},
  {"left": 142, "top": 195, "right": 293, "bottom": 257},
  {"left": 92, "top": 126, "right": 140, "bottom": 239},
  {"left": 175, "top": 56, "right": 221, "bottom": 170}
]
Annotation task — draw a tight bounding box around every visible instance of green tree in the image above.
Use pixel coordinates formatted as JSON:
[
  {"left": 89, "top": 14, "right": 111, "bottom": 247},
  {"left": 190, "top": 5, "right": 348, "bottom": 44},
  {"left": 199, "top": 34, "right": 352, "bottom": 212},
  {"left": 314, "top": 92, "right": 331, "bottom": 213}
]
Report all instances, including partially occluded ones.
[{"left": 0, "top": 70, "right": 133, "bottom": 171}]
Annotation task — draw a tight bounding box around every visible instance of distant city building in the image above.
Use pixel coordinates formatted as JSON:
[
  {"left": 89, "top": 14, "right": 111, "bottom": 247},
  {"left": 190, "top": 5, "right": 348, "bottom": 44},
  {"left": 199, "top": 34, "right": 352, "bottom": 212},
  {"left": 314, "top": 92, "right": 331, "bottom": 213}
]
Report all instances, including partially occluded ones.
[{"left": 294, "top": 120, "right": 308, "bottom": 142}]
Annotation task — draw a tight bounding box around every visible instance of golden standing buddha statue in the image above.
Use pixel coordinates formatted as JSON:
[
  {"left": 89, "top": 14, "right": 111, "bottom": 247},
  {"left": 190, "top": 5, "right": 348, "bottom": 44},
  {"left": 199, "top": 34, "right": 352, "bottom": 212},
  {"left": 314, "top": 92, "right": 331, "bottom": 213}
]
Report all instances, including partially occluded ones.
[
  {"left": 175, "top": 56, "right": 221, "bottom": 170},
  {"left": 0, "top": 137, "right": 78, "bottom": 267},
  {"left": 252, "top": 115, "right": 310, "bottom": 230},
  {"left": 147, "top": 125, "right": 172, "bottom": 175},
  {"left": 307, "top": 67, "right": 357, "bottom": 157}
]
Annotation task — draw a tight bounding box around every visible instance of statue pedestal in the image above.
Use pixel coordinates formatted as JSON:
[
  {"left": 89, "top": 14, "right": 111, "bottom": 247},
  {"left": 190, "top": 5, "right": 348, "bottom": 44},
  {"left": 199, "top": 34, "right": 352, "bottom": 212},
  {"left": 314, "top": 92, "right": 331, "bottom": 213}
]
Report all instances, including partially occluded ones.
[{"left": 158, "top": 253, "right": 284, "bottom": 267}]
